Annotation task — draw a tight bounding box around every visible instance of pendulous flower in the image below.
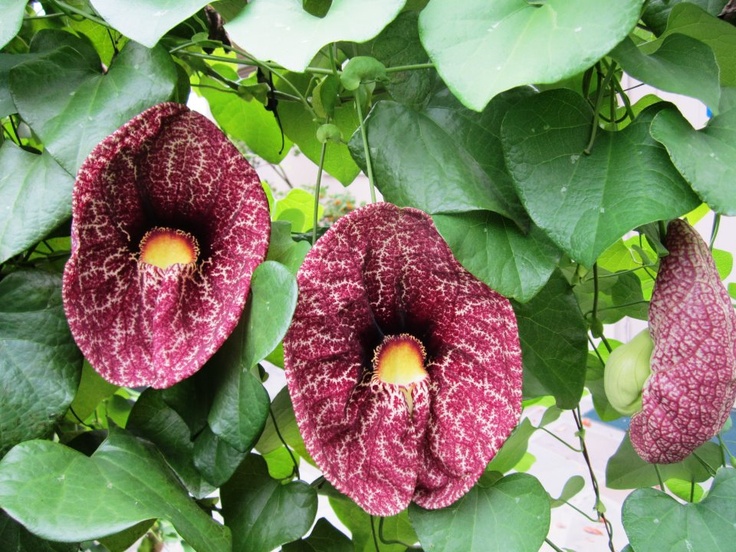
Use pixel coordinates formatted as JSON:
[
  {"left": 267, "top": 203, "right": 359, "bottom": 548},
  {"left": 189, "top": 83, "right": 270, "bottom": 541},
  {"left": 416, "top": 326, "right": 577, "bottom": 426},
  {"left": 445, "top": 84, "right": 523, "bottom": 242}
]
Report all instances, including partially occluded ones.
[
  {"left": 62, "top": 102, "right": 270, "bottom": 389},
  {"left": 629, "top": 219, "right": 736, "bottom": 463},
  {"left": 283, "top": 202, "right": 522, "bottom": 516}
]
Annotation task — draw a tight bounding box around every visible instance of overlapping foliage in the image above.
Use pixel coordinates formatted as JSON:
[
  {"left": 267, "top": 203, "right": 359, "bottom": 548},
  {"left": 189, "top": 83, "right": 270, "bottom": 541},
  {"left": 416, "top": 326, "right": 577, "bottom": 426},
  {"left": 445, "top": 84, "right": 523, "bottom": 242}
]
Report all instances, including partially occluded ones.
[{"left": 1, "top": 1, "right": 736, "bottom": 551}]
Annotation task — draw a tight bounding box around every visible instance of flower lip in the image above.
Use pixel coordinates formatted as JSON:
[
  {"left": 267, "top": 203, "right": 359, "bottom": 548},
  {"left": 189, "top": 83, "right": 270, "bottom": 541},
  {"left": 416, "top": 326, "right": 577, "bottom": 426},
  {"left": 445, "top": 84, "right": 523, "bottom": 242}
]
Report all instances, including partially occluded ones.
[
  {"left": 284, "top": 202, "right": 522, "bottom": 516},
  {"left": 373, "top": 333, "right": 428, "bottom": 387},
  {"left": 62, "top": 102, "right": 271, "bottom": 389},
  {"left": 629, "top": 218, "right": 736, "bottom": 464},
  {"left": 139, "top": 227, "right": 199, "bottom": 270}
]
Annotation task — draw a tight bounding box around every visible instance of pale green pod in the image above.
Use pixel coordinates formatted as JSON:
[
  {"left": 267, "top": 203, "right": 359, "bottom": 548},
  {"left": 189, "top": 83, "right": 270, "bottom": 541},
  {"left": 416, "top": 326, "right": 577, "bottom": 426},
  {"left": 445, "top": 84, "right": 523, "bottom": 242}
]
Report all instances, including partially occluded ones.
[{"left": 604, "top": 329, "right": 654, "bottom": 416}]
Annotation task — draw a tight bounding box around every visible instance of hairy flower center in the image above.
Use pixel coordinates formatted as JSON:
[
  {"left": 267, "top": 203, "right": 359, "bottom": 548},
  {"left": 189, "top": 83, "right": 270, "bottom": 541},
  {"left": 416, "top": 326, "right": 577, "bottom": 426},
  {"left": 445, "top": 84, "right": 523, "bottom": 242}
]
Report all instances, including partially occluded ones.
[
  {"left": 373, "top": 334, "right": 428, "bottom": 386},
  {"left": 139, "top": 227, "right": 199, "bottom": 269}
]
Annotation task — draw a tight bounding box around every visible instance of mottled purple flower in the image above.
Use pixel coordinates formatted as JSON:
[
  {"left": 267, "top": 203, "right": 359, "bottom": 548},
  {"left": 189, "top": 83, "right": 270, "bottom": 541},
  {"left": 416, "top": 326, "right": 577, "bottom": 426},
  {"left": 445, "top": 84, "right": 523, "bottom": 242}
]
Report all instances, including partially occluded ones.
[
  {"left": 284, "top": 203, "right": 522, "bottom": 516},
  {"left": 630, "top": 219, "right": 736, "bottom": 463},
  {"left": 62, "top": 103, "right": 270, "bottom": 389}
]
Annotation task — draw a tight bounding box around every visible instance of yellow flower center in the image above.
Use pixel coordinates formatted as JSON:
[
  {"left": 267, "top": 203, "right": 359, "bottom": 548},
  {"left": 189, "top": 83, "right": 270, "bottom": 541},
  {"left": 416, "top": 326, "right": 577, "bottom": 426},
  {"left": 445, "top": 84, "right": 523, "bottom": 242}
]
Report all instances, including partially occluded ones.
[
  {"left": 139, "top": 227, "right": 199, "bottom": 269},
  {"left": 373, "top": 333, "right": 428, "bottom": 387}
]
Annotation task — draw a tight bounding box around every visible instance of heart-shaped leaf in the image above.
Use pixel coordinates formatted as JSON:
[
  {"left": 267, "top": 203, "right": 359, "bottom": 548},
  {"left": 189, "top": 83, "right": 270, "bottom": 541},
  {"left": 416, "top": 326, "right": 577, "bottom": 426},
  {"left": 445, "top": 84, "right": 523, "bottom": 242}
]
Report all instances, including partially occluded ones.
[
  {"left": 0, "top": 0, "right": 25, "bottom": 49},
  {"left": 512, "top": 270, "right": 588, "bottom": 409},
  {"left": 650, "top": 103, "right": 736, "bottom": 215},
  {"left": 193, "top": 426, "right": 248, "bottom": 488},
  {"left": 10, "top": 37, "right": 176, "bottom": 174},
  {"left": 418, "top": 0, "right": 644, "bottom": 110},
  {"left": 0, "top": 142, "right": 74, "bottom": 263},
  {"left": 409, "top": 473, "right": 550, "bottom": 552},
  {"left": 90, "top": 0, "right": 211, "bottom": 47},
  {"left": 433, "top": 211, "right": 560, "bottom": 303},
  {"left": 606, "top": 434, "right": 723, "bottom": 489},
  {"left": 224, "top": 0, "right": 406, "bottom": 72},
  {"left": 282, "top": 518, "right": 352, "bottom": 552},
  {"left": 622, "top": 468, "right": 736, "bottom": 552},
  {"left": 221, "top": 454, "right": 317, "bottom": 552},
  {"left": 0, "top": 429, "right": 231, "bottom": 551},
  {"left": 127, "top": 388, "right": 216, "bottom": 499},
  {"left": 349, "top": 86, "right": 534, "bottom": 223},
  {"left": 502, "top": 89, "right": 700, "bottom": 267},
  {"left": 611, "top": 34, "right": 720, "bottom": 111},
  {"left": 655, "top": 3, "right": 736, "bottom": 87},
  {"left": 0, "top": 270, "right": 82, "bottom": 456},
  {"left": 208, "top": 261, "right": 297, "bottom": 452}
]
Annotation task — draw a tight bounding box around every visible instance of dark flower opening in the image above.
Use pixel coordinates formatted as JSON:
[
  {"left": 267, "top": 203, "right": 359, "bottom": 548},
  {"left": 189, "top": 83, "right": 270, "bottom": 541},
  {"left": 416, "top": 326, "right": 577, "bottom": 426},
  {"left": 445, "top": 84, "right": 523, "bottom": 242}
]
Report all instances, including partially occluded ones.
[
  {"left": 63, "top": 102, "right": 270, "bottom": 389},
  {"left": 284, "top": 202, "right": 522, "bottom": 516}
]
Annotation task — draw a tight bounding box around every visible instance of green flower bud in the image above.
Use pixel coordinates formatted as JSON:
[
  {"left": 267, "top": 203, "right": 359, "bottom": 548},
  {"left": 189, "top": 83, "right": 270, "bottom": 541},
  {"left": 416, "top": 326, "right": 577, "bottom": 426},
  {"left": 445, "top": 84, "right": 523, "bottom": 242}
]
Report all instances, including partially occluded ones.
[{"left": 603, "top": 329, "right": 653, "bottom": 416}]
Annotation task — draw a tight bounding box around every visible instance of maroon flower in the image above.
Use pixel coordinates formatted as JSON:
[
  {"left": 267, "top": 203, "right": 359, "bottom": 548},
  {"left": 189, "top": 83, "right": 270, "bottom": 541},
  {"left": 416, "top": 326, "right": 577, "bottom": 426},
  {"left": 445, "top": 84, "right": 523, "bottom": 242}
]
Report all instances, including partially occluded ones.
[
  {"left": 283, "top": 203, "right": 522, "bottom": 516},
  {"left": 62, "top": 103, "right": 270, "bottom": 389},
  {"left": 630, "top": 219, "right": 736, "bottom": 463}
]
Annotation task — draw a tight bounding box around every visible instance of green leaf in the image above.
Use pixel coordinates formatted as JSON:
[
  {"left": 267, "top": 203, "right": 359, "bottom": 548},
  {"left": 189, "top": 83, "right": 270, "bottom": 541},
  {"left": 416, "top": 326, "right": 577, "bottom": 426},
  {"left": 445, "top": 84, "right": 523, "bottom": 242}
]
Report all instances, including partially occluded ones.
[
  {"left": 350, "top": 86, "right": 534, "bottom": 223},
  {"left": 622, "top": 468, "right": 736, "bottom": 552},
  {"left": 198, "top": 68, "right": 292, "bottom": 164},
  {"left": 0, "top": 0, "right": 25, "bottom": 49},
  {"left": 279, "top": 98, "right": 360, "bottom": 185},
  {"left": 418, "top": 0, "right": 643, "bottom": 110},
  {"left": 10, "top": 37, "right": 177, "bottom": 174},
  {"left": 192, "top": 425, "right": 248, "bottom": 488},
  {"left": 0, "top": 142, "right": 74, "bottom": 263},
  {"left": 208, "top": 262, "right": 296, "bottom": 451},
  {"left": 665, "top": 478, "right": 705, "bottom": 503},
  {"left": 409, "top": 473, "right": 550, "bottom": 552},
  {"left": 358, "top": 10, "right": 434, "bottom": 108},
  {"left": 265, "top": 220, "right": 311, "bottom": 275},
  {"left": 221, "top": 454, "right": 317, "bottom": 552},
  {"left": 485, "top": 417, "right": 536, "bottom": 474},
  {"left": 127, "top": 388, "right": 216, "bottom": 499},
  {"left": 255, "top": 386, "right": 312, "bottom": 464},
  {"left": 641, "top": 0, "right": 728, "bottom": 36},
  {"left": 0, "top": 509, "right": 76, "bottom": 552},
  {"left": 224, "top": 0, "right": 406, "bottom": 72},
  {"left": 68, "top": 361, "right": 118, "bottom": 422},
  {"left": 650, "top": 103, "right": 736, "bottom": 215},
  {"left": 611, "top": 34, "right": 720, "bottom": 110},
  {"left": 275, "top": 189, "right": 324, "bottom": 234},
  {"left": 330, "top": 495, "right": 417, "bottom": 552},
  {"left": 242, "top": 261, "right": 298, "bottom": 370},
  {"left": 606, "top": 433, "right": 723, "bottom": 489},
  {"left": 713, "top": 248, "right": 733, "bottom": 280},
  {"left": 89, "top": 0, "right": 212, "bottom": 47},
  {"left": 550, "top": 475, "right": 586, "bottom": 508},
  {"left": 433, "top": 211, "right": 560, "bottom": 303},
  {"left": 0, "top": 429, "right": 231, "bottom": 551},
  {"left": 0, "top": 54, "right": 36, "bottom": 117},
  {"left": 655, "top": 3, "right": 736, "bottom": 87},
  {"left": 98, "top": 520, "right": 155, "bottom": 552},
  {"left": 0, "top": 270, "right": 82, "bottom": 457},
  {"left": 340, "top": 56, "right": 387, "bottom": 90},
  {"left": 282, "top": 518, "right": 352, "bottom": 552},
  {"left": 512, "top": 271, "right": 588, "bottom": 409},
  {"left": 502, "top": 89, "right": 700, "bottom": 267}
]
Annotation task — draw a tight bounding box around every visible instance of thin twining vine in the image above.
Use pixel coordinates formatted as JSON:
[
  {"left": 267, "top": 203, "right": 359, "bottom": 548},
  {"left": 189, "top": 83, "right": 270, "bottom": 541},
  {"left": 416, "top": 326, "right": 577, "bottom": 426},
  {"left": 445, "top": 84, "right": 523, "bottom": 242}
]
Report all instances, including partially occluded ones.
[
  {"left": 267, "top": 406, "right": 300, "bottom": 481},
  {"left": 572, "top": 407, "right": 616, "bottom": 552}
]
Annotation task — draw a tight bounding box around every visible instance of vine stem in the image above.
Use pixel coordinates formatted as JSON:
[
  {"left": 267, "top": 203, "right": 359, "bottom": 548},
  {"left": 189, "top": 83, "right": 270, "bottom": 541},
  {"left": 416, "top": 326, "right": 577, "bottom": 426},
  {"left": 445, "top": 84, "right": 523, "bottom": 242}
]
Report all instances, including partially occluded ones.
[
  {"left": 572, "top": 408, "right": 616, "bottom": 552},
  {"left": 709, "top": 213, "right": 721, "bottom": 251},
  {"left": 354, "top": 94, "right": 377, "bottom": 203},
  {"left": 313, "top": 141, "right": 327, "bottom": 246},
  {"left": 545, "top": 537, "right": 566, "bottom": 552},
  {"left": 584, "top": 60, "right": 618, "bottom": 155},
  {"left": 267, "top": 407, "right": 300, "bottom": 480}
]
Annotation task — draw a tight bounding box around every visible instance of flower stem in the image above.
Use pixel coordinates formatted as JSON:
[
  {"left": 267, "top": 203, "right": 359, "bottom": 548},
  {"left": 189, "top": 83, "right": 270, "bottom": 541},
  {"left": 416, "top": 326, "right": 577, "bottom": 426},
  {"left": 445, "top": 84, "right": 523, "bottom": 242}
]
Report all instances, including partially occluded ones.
[
  {"left": 653, "top": 464, "right": 665, "bottom": 492},
  {"left": 709, "top": 213, "right": 721, "bottom": 251},
  {"left": 545, "top": 538, "right": 566, "bottom": 552},
  {"left": 313, "top": 141, "right": 327, "bottom": 246},
  {"left": 355, "top": 93, "right": 377, "bottom": 203}
]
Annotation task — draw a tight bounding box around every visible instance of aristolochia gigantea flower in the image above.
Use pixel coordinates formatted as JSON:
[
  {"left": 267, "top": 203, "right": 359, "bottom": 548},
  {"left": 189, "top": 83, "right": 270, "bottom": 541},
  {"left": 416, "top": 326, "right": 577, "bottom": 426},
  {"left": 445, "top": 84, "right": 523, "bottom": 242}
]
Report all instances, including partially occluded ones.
[
  {"left": 283, "top": 203, "right": 522, "bottom": 516},
  {"left": 629, "top": 219, "right": 736, "bottom": 463},
  {"left": 62, "top": 103, "right": 270, "bottom": 389}
]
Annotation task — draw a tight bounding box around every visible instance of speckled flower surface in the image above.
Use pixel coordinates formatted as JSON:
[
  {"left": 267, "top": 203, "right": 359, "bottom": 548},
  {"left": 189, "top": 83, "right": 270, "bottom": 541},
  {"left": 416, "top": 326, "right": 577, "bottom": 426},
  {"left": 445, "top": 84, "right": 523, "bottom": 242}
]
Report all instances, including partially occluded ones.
[
  {"left": 283, "top": 202, "right": 522, "bottom": 516},
  {"left": 630, "top": 219, "right": 736, "bottom": 463},
  {"left": 62, "top": 102, "right": 270, "bottom": 389}
]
